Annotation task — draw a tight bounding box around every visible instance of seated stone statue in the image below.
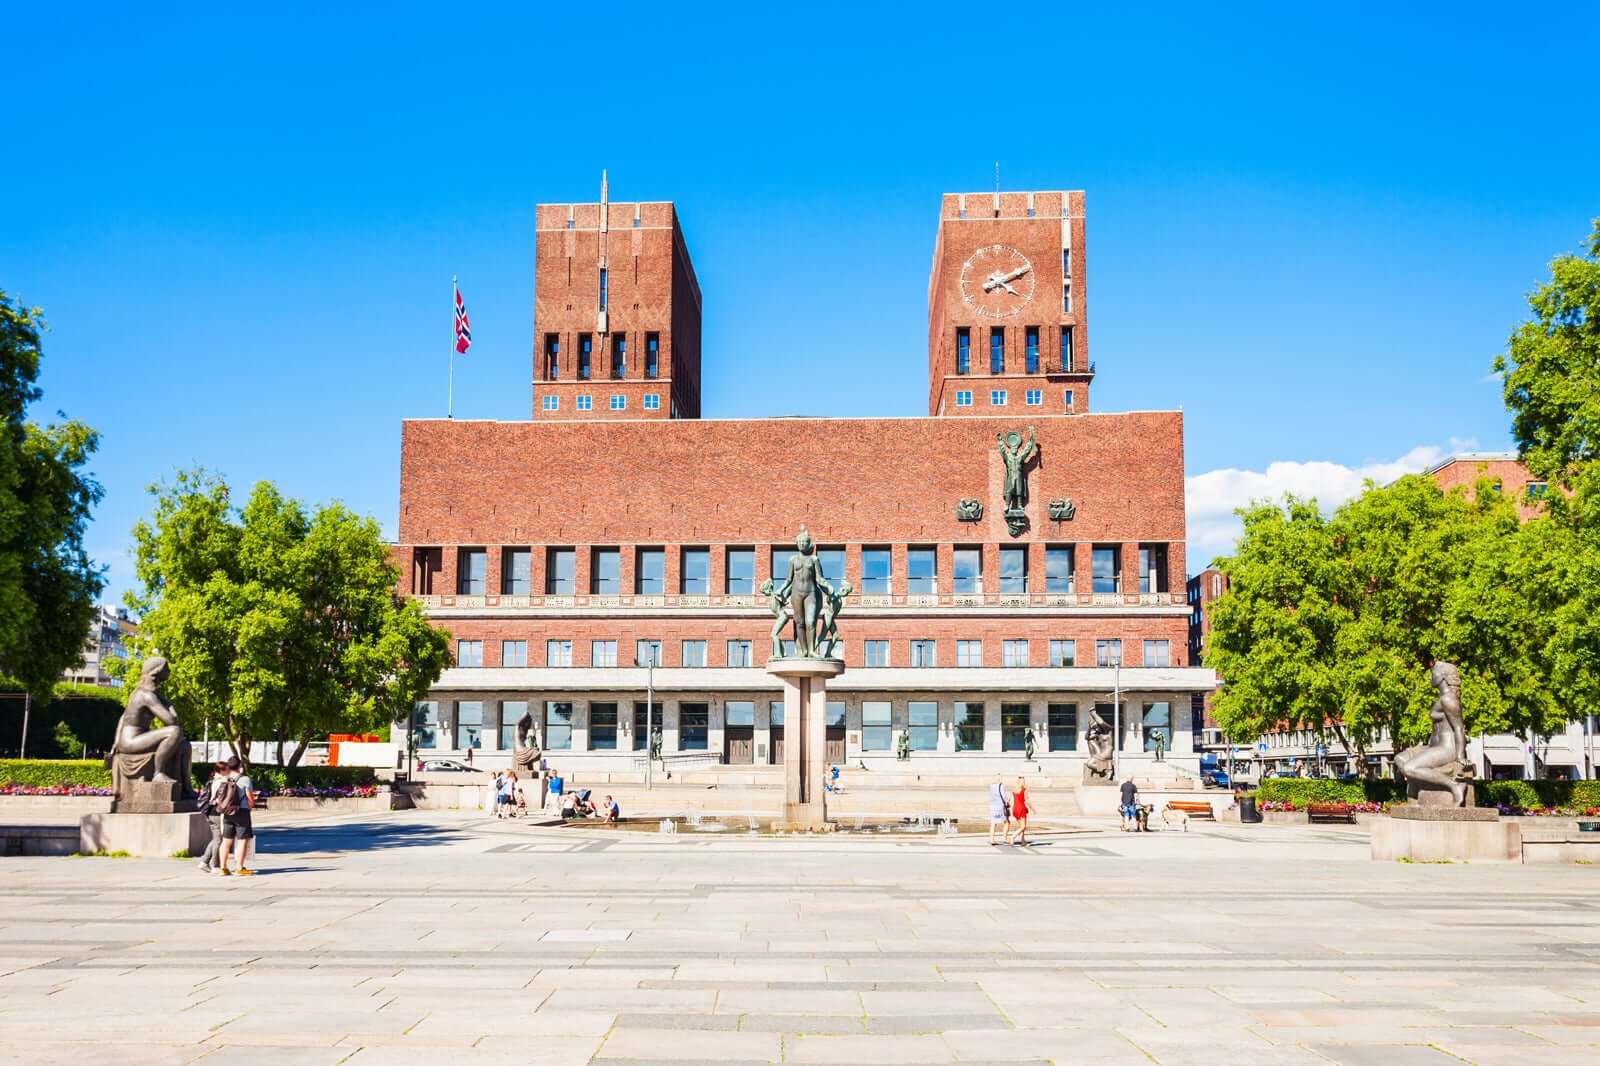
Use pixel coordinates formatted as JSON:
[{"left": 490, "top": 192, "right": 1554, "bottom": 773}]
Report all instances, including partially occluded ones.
[
  {"left": 1395, "top": 661, "right": 1475, "bottom": 807},
  {"left": 106, "top": 656, "right": 195, "bottom": 811},
  {"left": 1082, "top": 707, "right": 1115, "bottom": 784},
  {"left": 512, "top": 709, "right": 542, "bottom": 775}
]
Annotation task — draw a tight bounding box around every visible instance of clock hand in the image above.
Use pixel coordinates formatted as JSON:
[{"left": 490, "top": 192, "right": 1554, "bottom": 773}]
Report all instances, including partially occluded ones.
[
  {"left": 999, "top": 280, "right": 1018, "bottom": 295},
  {"left": 999, "top": 265, "right": 1030, "bottom": 283}
]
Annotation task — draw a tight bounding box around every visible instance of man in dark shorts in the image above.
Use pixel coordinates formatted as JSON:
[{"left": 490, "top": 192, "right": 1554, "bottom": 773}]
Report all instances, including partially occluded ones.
[
  {"left": 218, "top": 756, "right": 258, "bottom": 876},
  {"left": 1119, "top": 777, "right": 1140, "bottom": 833}
]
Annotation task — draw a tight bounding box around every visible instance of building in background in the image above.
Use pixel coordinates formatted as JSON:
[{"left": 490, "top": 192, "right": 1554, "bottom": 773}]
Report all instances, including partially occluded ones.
[
  {"left": 390, "top": 181, "right": 1213, "bottom": 778},
  {"left": 1426, "top": 451, "right": 1547, "bottom": 515},
  {"left": 62, "top": 605, "right": 138, "bottom": 688},
  {"left": 1186, "top": 566, "right": 1229, "bottom": 747}
]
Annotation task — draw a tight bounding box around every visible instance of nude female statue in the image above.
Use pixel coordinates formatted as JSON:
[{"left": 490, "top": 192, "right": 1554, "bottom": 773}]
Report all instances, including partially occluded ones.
[
  {"left": 1394, "top": 661, "right": 1474, "bottom": 807},
  {"left": 108, "top": 656, "right": 190, "bottom": 786},
  {"left": 775, "top": 530, "right": 833, "bottom": 658}
]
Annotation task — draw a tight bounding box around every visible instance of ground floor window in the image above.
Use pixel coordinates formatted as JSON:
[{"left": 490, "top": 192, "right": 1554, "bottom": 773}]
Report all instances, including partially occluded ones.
[
  {"left": 908, "top": 701, "right": 937, "bottom": 751},
  {"left": 1048, "top": 703, "right": 1077, "bottom": 751},
  {"left": 1143, "top": 701, "right": 1171, "bottom": 752},
  {"left": 456, "top": 701, "right": 484, "bottom": 749},
  {"left": 954, "top": 701, "right": 985, "bottom": 751},
  {"left": 499, "top": 700, "right": 527, "bottom": 750},
  {"left": 590, "top": 702, "right": 618, "bottom": 750},
  {"left": 862, "top": 701, "right": 892, "bottom": 750},
  {"left": 632, "top": 702, "right": 654, "bottom": 750},
  {"left": 414, "top": 701, "right": 439, "bottom": 749},
  {"left": 725, "top": 701, "right": 755, "bottom": 726},
  {"left": 1001, "top": 703, "right": 1031, "bottom": 751},
  {"left": 770, "top": 701, "right": 784, "bottom": 727},
  {"left": 827, "top": 701, "right": 846, "bottom": 728},
  {"left": 545, "top": 701, "right": 573, "bottom": 749},
  {"left": 680, "top": 703, "right": 709, "bottom": 750}
]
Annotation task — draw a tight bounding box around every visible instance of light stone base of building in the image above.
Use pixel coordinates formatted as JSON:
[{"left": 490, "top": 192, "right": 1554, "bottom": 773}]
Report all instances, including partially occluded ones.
[
  {"left": 80, "top": 812, "right": 211, "bottom": 858},
  {"left": 1370, "top": 809, "right": 1522, "bottom": 863}
]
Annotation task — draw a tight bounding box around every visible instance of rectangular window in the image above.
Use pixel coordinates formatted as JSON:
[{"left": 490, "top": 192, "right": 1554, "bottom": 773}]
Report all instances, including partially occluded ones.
[
  {"left": 1048, "top": 639, "right": 1076, "bottom": 668},
  {"left": 769, "top": 545, "right": 786, "bottom": 580},
  {"left": 1001, "top": 703, "right": 1031, "bottom": 751},
  {"left": 725, "top": 547, "right": 755, "bottom": 595},
  {"left": 544, "top": 334, "right": 560, "bottom": 379},
  {"left": 1063, "top": 246, "right": 1071, "bottom": 276},
  {"left": 1048, "top": 703, "right": 1077, "bottom": 751},
  {"left": 501, "top": 640, "right": 527, "bottom": 667},
  {"left": 1060, "top": 326, "right": 1074, "bottom": 371},
  {"left": 1143, "top": 701, "right": 1172, "bottom": 752},
  {"left": 681, "top": 640, "right": 707, "bottom": 668},
  {"left": 598, "top": 267, "right": 608, "bottom": 310},
  {"left": 576, "top": 394, "right": 592, "bottom": 411},
  {"left": 910, "top": 639, "right": 936, "bottom": 667},
  {"left": 545, "top": 701, "right": 573, "bottom": 750},
  {"left": 908, "top": 701, "right": 938, "bottom": 751},
  {"left": 818, "top": 548, "right": 845, "bottom": 589},
  {"left": 499, "top": 700, "right": 527, "bottom": 750},
  {"left": 542, "top": 394, "right": 559, "bottom": 411},
  {"left": 545, "top": 548, "right": 575, "bottom": 595},
  {"left": 608, "top": 394, "right": 626, "bottom": 411},
  {"left": 635, "top": 548, "right": 664, "bottom": 595},
  {"left": 680, "top": 547, "right": 709, "bottom": 595},
  {"left": 679, "top": 702, "right": 708, "bottom": 750},
  {"left": 645, "top": 333, "right": 660, "bottom": 378},
  {"left": 907, "top": 546, "right": 936, "bottom": 594},
  {"left": 632, "top": 702, "right": 652, "bottom": 750},
  {"left": 1064, "top": 283, "right": 1072, "bottom": 313},
  {"left": 457, "top": 548, "right": 486, "bottom": 595},
  {"left": 861, "top": 547, "right": 891, "bottom": 595},
  {"left": 769, "top": 700, "right": 784, "bottom": 728},
  {"left": 591, "top": 547, "right": 620, "bottom": 594},
  {"left": 414, "top": 701, "right": 439, "bottom": 749},
  {"left": 990, "top": 328, "right": 1004, "bottom": 373},
  {"left": 590, "top": 702, "right": 618, "bottom": 750},
  {"left": 501, "top": 548, "right": 531, "bottom": 595},
  {"left": 991, "top": 389, "right": 1008, "bottom": 406},
  {"left": 955, "top": 389, "right": 973, "bottom": 407},
  {"left": 1143, "top": 639, "right": 1171, "bottom": 668},
  {"left": 862, "top": 701, "right": 892, "bottom": 751},
  {"left": 1003, "top": 639, "right": 1029, "bottom": 668},
  {"left": 957, "top": 640, "right": 983, "bottom": 668},
  {"left": 635, "top": 638, "right": 661, "bottom": 667},
  {"left": 643, "top": 393, "right": 660, "bottom": 410},
  {"left": 864, "top": 640, "right": 889, "bottom": 667},
  {"left": 1045, "top": 546, "right": 1074, "bottom": 593},
  {"left": 1025, "top": 388, "right": 1042, "bottom": 406},
  {"left": 611, "top": 334, "right": 626, "bottom": 379},
  {"left": 1095, "top": 638, "right": 1122, "bottom": 667},
  {"left": 725, "top": 701, "right": 755, "bottom": 726},
  {"left": 726, "top": 639, "right": 752, "bottom": 668},
  {"left": 953, "top": 546, "right": 982, "bottom": 594},
  {"left": 956, "top": 328, "right": 970, "bottom": 375},
  {"left": 1139, "top": 544, "right": 1170, "bottom": 594},
  {"left": 592, "top": 639, "right": 617, "bottom": 668},
  {"left": 456, "top": 701, "right": 484, "bottom": 750},
  {"left": 1091, "top": 545, "right": 1120, "bottom": 594},
  {"left": 1064, "top": 389, "right": 1074, "bottom": 409},
  {"left": 578, "top": 334, "right": 592, "bottom": 379},
  {"left": 954, "top": 702, "right": 984, "bottom": 751},
  {"left": 546, "top": 639, "right": 573, "bottom": 667},
  {"left": 999, "top": 546, "right": 1027, "bottom": 593},
  {"left": 1025, "top": 327, "right": 1039, "bottom": 373},
  {"left": 1527, "top": 481, "right": 1548, "bottom": 499},
  {"left": 456, "top": 640, "right": 483, "bottom": 668}
]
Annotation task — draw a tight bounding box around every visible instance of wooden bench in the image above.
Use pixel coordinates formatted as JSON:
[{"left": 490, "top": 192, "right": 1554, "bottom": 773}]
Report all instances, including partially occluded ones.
[
  {"left": 1307, "top": 802, "right": 1355, "bottom": 823},
  {"left": 1164, "top": 800, "right": 1216, "bottom": 820}
]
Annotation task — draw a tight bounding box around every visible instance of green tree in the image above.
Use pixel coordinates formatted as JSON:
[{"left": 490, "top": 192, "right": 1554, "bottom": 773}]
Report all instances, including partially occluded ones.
[
  {"left": 52, "top": 719, "right": 83, "bottom": 758},
  {"left": 0, "top": 292, "right": 105, "bottom": 695},
  {"left": 119, "top": 471, "right": 451, "bottom": 764}
]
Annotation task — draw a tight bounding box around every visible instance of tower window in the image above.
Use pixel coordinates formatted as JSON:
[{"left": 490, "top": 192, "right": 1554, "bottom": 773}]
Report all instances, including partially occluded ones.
[
  {"left": 611, "top": 334, "right": 626, "bottom": 379},
  {"left": 543, "top": 334, "right": 560, "bottom": 380},
  {"left": 990, "top": 329, "right": 1004, "bottom": 374},
  {"left": 1063, "top": 248, "right": 1071, "bottom": 279},
  {"left": 599, "top": 268, "right": 608, "bottom": 311},
  {"left": 578, "top": 334, "right": 592, "bottom": 380},
  {"left": 1064, "top": 389, "right": 1074, "bottom": 409},
  {"left": 956, "top": 327, "right": 970, "bottom": 375},
  {"left": 576, "top": 395, "right": 592, "bottom": 411},
  {"left": 1025, "top": 388, "right": 1042, "bottom": 406},
  {"left": 1060, "top": 326, "right": 1075, "bottom": 371},
  {"left": 1025, "top": 327, "right": 1039, "bottom": 374},
  {"left": 643, "top": 394, "right": 660, "bottom": 410},
  {"left": 955, "top": 390, "right": 973, "bottom": 407},
  {"left": 991, "top": 389, "right": 1008, "bottom": 406},
  {"left": 645, "top": 333, "right": 660, "bottom": 378},
  {"left": 609, "top": 394, "right": 626, "bottom": 411},
  {"left": 541, "top": 395, "right": 558, "bottom": 411}
]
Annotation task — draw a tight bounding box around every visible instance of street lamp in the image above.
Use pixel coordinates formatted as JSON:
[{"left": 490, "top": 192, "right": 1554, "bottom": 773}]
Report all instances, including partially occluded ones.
[
  {"left": 1110, "top": 651, "right": 1122, "bottom": 780},
  {"left": 634, "top": 646, "right": 657, "bottom": 790}
]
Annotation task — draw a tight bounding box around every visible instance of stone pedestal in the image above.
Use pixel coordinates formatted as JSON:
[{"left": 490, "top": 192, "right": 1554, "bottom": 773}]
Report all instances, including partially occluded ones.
[
  {"left": 1370, "top": 804, "right": 1522, "bottom": 863},
  {"left": 767, "top": 657, "right": 845, "bottom": 831},
  {"left": 111, "top": 778, "right": 197, "bottom": 815},
  {"left": 80, "top": 812, "right": 212, "bottom": 858}
]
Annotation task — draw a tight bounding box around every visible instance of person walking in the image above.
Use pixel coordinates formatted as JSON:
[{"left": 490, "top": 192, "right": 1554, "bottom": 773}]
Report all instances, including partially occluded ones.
[
  {"left": 502, "top": 770, "right": 520, "bottom": 819},
  {"left": 197, "top": 760, "right": 228, "bottom": 873},
  {"left": 1119, "top": 776, "right": 1140, "bottom": 833},
  {"left": 987, "top": 777, "right": 1011, "bottom": 846},
  {"left": 546, "top": 768, "right": 564, "bottom": 813},
  {"left": 217, "top": 757, "right": 258, "bottom": 876},
  {"left": 1010, "top": 777, "right": 1030, "bottom": 847}
]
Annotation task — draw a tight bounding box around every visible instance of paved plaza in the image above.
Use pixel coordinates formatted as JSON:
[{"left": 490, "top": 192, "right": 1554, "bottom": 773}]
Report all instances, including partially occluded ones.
[{"left": 1, "top": 811, "right": 1598, "bottom": 1065}]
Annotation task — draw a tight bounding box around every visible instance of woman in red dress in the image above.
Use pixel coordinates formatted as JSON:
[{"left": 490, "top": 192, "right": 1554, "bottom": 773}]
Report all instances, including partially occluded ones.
[{"left": 1010, "top": 778, "right": 1030, "bottom": 847}]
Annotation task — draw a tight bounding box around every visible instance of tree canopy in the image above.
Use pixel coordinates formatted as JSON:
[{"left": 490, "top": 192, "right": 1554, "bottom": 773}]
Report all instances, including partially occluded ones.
[
  {"left": 0, "top": 291, "right": 104, "bottom": 696},
  {"left": 115, "top": 470, "right": 452, "bottom": 765}
]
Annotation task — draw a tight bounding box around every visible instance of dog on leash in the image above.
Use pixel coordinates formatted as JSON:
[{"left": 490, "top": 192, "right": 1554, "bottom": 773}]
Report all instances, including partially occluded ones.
[{"left": 1159, "top": 805, "right": 1189, "bottom": 832}]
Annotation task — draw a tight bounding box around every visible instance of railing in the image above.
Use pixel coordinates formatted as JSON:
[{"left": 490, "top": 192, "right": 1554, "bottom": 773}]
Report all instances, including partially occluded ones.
[
  {"left": 630, "top": 752, "right": 723, "bottom": 771},
  {"left": 414, "top": 590, "right": 1185, "bottom": 611}
]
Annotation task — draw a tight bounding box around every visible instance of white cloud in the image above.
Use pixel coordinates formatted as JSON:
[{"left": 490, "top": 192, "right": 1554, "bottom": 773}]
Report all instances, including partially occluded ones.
[{"left": 1185, "top": 445, "right": 1446, "bottom": 569}]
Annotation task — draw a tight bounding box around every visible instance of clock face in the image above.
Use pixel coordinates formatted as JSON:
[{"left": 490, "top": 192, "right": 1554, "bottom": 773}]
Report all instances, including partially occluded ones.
[{"left": 959, "top": 244, "right": 1036, "bottom": 319}]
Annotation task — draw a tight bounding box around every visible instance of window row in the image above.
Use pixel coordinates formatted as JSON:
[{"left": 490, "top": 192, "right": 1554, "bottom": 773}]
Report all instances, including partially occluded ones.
[
  {"left": 540, "top": 392, "right": 661, "bottom": 412},
  {"left": 954, "top": 325, "right": 1076, "bottom": 375},
  {"left": 455, "top": 636, "right": 1173, "bottom": 669},
  {"left": 542, "top": 331, "right": 661, "bottom": 381},
  {"left": 953, "top": 388, "right": 1071, "bottom": 409},
  {"left": 447, "top": 543, "right": 1171, "bottom": 598}
]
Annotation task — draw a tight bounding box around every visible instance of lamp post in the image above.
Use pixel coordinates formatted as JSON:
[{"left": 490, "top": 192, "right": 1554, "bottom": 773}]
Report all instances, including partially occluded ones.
[
  {"left": 1111, "top": 652, "right": 1122, "bottom": 780},
  {"left": 635, "top": 647, "right": 656, "bottom": 790}
]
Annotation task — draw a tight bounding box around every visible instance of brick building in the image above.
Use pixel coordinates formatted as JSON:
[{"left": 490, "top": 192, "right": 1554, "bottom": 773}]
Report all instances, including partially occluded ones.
[
  {"left": 1185, "top": 567, "right": 1228, "bottom": 744},
  {"left": 1426, "top": 451, "right": 1549, "bottom": 517},
  {"left": 393, "top": 183, "right": 1214, "bottom": 777}
]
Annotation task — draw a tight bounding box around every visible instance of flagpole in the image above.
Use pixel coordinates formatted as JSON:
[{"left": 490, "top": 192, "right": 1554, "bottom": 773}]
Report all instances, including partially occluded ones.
[{"left": 448, "top": 274, "right": 456, "bottom": 420}]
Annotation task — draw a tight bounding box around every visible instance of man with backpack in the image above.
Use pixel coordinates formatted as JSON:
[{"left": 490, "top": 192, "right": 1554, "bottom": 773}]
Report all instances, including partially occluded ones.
[
  {"left": 197, "top": 761, "right": 229, "bottom": 873},
  {"left": 217, "top": 757, "right": 258, "bottom": 876}
]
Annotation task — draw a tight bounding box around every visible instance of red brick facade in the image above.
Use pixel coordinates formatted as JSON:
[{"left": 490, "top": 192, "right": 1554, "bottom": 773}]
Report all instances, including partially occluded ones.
[{"left": 1426, "top": 452, "right": 1547, "bottom": 519}]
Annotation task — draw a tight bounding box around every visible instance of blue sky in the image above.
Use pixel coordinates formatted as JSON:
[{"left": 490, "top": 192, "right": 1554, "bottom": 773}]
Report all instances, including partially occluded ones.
[{"left": 4, "top": 3, "right": 1597, "bottom": 594}]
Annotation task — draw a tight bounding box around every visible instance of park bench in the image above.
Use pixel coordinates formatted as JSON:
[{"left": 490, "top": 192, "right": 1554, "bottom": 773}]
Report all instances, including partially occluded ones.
[
  {"left": 1307, "top": 802, "right": 1356, "bottom": 823},
  {"left": 1164, "top": 800, "right": 1216, "bottom": 820}
]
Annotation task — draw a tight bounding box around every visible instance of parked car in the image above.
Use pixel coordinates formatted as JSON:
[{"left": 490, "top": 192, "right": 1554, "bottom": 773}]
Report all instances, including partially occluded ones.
[
  {"left": 1203, "top": 769, "right": 1231, "bottom": 789},
  {"left": 416, "top": 758, "right": 486, "bottom": 774}
]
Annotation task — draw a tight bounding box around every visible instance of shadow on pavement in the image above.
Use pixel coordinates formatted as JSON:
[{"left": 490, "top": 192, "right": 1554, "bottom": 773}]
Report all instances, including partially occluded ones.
[{"left": 257, "top": 820, "right": 467, "bottom": 855}]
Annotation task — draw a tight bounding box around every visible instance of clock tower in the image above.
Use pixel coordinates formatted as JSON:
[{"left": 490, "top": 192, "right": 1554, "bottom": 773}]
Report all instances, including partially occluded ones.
[{"left": 926, "top": 190, "right": 1089, "bottom": 417}]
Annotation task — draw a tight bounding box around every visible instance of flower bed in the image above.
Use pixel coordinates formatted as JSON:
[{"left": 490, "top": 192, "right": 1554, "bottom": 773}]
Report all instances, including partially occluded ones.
[
  {"left": 0, "top": 784, "right": 113, "bottom": 797},
  {"left": 266, "top": 785, "right": 380, "bottom": 799},
  {"left": 1259, "top": 799, "right": 1386, "bottom": 814}
]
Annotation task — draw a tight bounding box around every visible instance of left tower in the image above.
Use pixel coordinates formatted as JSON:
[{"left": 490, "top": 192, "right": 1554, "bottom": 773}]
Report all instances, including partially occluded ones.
[{"left": 532, "top": 172, "right": 702, "bottom": 420}]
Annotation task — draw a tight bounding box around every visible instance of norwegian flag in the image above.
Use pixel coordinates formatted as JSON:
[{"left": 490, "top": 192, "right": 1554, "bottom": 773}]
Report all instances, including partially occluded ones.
[{"left": 453, "top": 284, "right": 472, "bottom": 354}]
